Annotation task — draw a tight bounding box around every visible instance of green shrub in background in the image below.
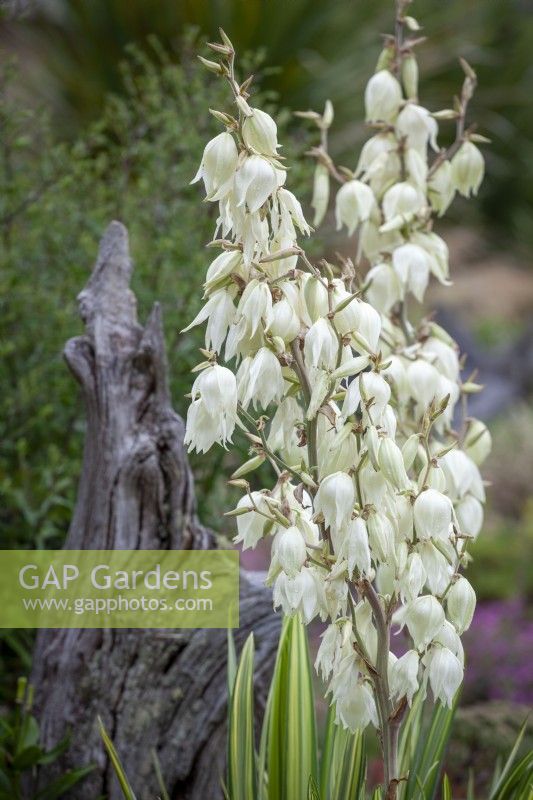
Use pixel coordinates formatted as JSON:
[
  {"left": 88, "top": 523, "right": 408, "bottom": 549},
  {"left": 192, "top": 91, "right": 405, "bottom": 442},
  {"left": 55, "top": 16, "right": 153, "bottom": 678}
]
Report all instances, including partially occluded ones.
[
  {"left": 0, "top": 36, "right": 309, "bottom": 552},
  {"left": 0, "top": 677, "right": 93, "bottom": 799}
]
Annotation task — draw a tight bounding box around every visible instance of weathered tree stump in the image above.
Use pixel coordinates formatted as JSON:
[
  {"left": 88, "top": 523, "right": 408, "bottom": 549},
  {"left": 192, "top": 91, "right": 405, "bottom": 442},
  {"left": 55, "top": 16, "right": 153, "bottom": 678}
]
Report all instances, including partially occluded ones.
[{"left": 30, "top": 221, "right": 279, "bottom": 799}]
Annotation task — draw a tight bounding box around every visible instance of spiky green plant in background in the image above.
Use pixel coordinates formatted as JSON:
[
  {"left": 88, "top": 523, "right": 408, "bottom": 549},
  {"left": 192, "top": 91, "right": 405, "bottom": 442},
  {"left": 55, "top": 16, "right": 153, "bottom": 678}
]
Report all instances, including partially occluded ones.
[{"left": 101, "top": 617, "right": 533, "bottom": 799}]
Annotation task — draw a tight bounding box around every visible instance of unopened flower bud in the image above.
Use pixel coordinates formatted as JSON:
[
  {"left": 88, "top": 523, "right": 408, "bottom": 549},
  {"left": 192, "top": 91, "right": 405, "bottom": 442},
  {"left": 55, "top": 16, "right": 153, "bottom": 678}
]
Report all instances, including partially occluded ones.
[
  {"left": 401, "top": 53, "right": 419, "bottom": 100},
  {"left": 378, "top": 436, "right": 410, "bottom": 490},
  {"left": 402, "top": 433, "right": 420, "bottom": 471},
  {"left": 365, "top": 425, "right": 380, "bottom": 471},
  {"left": 304, "top": 275, "right": 329, "bottom": 322},
  {"left": 367, "top": 510, "right": 394, "bottom": 563},
  {"left": 311, "top": 164, "right": 330, "bottom": 227}
]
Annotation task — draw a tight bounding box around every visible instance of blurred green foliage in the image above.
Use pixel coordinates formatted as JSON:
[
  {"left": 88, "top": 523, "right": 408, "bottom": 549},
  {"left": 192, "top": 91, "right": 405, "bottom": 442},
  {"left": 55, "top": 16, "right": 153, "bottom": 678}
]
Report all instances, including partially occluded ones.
[
  {"left": 0, "top": 677, "right": 92, "bottom": 798},
  {"left": 3, "top": 0, "right": 533, "bottom": 249},
  {"left": 0, "top": 35, "right": 306, "bottom": 550},
  {"left": 468, "top": 508, "right": 533, "bottom": 601}
]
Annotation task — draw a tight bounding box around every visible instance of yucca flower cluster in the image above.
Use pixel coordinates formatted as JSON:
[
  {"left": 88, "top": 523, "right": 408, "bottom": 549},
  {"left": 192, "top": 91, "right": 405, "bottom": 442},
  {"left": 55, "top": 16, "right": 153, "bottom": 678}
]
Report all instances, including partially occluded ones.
[{"left": 183, "top": 4, "right": 490, "bottom": 793}]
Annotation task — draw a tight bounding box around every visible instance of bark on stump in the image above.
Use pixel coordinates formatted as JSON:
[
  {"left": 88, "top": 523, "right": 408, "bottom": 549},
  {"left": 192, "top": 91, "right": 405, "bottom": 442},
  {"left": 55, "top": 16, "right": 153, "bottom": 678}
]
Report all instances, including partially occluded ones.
[{"left": 30, "top": 221, "right": 279, "bottom": 799}]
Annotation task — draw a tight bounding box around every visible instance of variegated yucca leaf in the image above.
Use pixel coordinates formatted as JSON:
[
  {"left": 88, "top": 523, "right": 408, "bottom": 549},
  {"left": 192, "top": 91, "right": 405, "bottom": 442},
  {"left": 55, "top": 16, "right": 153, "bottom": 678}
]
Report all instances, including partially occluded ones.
[
  {"left": 265, "top": 614, "right": 318, "bottom": 800},
  {"left": 227, "top": 633, "right": 256, "bottom": 800}
]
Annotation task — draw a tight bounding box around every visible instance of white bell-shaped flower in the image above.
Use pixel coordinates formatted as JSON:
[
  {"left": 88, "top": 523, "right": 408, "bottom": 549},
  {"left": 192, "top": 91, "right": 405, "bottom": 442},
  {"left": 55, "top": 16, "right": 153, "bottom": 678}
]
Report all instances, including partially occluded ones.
[
  {"left": 365, "top": 262, "right": 402, "bottom": 313},
  {"left": 277, "top": 525, "right": 307, "bottom": 577},
  {"left": 204, "top": 250, "right": 244, "bottom": 295},
  {"left": 417, "top": 541, "right": 451, "bottom": 595},
  {"left": 407, "top": 359, "right": 441, "bottom": 408},
  {"left": 421, "top": 337, "right": 460, "bottom": 382},
  {"left": 335, "top": 180, "right": 376, "bottom": 235},
  {"left": 463, "top": 419, "right": 492, "bottom": 466},
  {"left": 404, "top": 595, "right": 445, "bottom": 650},
  {"left": 356, "top": 132, "right": 397, "bottom": 175},
  {"left": 303, "top": 275, "right": 329, "bottom": 322},
  {"left": 434, "top": 620, "right": 465, "bottom": 667},
  {"left": 278, "top": 187, "right": 311, "bottom": 235},
  {"left": 233, "top": 492, "right": 272, "bottom": 549},
  {"left": 338, "top": 517, "right": 371, "bottom": 578},
  {"left": 191, "top": 131, "right": 238, "bottom": 199},
  {"left": 364, "top": 69, "right": 403, "bottom": 122},
  {"left": 382, "top": 181, "right": 425, "bottom": 221},
  {"left": 382, "top": 356, "right": 410, "bottom": 405},
  {"left": 399, "top": 552, "right": 427, "bottom": 602},
  {"left": 389, "top": 649, "right": 420, "bottom": 705},
  {"left": 315, "top": 622, "right": 343, "bottom": 681},
  {"left": 242, "top": 107, "right": 279, "bottom": 156},
  {"left": 239, "top": 347, "right": 285, "bottom": 409},
  {"left": 392, "top": 243, "right": 431, "bottom": 303},
  {"left": 184, "top": 364, "right": 238, "bottom": 453},
  {"left": 395, "top": 103, "right": 438, "bottom": 153},
  {"left": 304, "top": 317, "right": 339, "bottom": 369},
  {"left": 428, "top": 160, "right": 455, "bottom": 215},
  {"left": 353, "top": 301, "right": 382, "bottom": 353},
  {"left": 335, "top": 677, "right": 379, "bottom": 732},
  {"left": 425, "top": 645, "right": 463, "bottom": 707},
  {"left": 446, "top": 575, "right": 476, "bottom": 633},
  {"left": 451, "top": 141, "right": 484, "bottom": 197},
  {"left": 414, "top": 488, "right": 453, "bottom": 541},
  {"left": 314, "top": 471, "right": 355, "bottom": 533},
  {"left": 237, "top": 279, "right": 273, "bottom": 336},
  {"left": 182, "top": 289, "right": 236, "bottom": 354},
  {"left": 235, "top": 155, "right": 278, "bottom": 213},
  {"left": 440, "top": 450, "right": 484, "bottom": 502},
  {"left": 359, "top": 370, "right": 391, "bottom": 422},
  {"left": 267, "top": 298, "right": 300, "bottom": 342},
  {"left": 455, "top": 494, "right": 483, "bottom": 539},
  {"left": 405, "top": 147, "right": 428, "bottom": 189}
]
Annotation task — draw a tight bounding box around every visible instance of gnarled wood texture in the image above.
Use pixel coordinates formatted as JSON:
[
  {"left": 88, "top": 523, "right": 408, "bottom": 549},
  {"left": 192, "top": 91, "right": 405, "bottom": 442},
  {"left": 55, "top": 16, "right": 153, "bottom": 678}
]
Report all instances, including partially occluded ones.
[{"left": 30, "top": 221, "right": 279, "bottom": 799}]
